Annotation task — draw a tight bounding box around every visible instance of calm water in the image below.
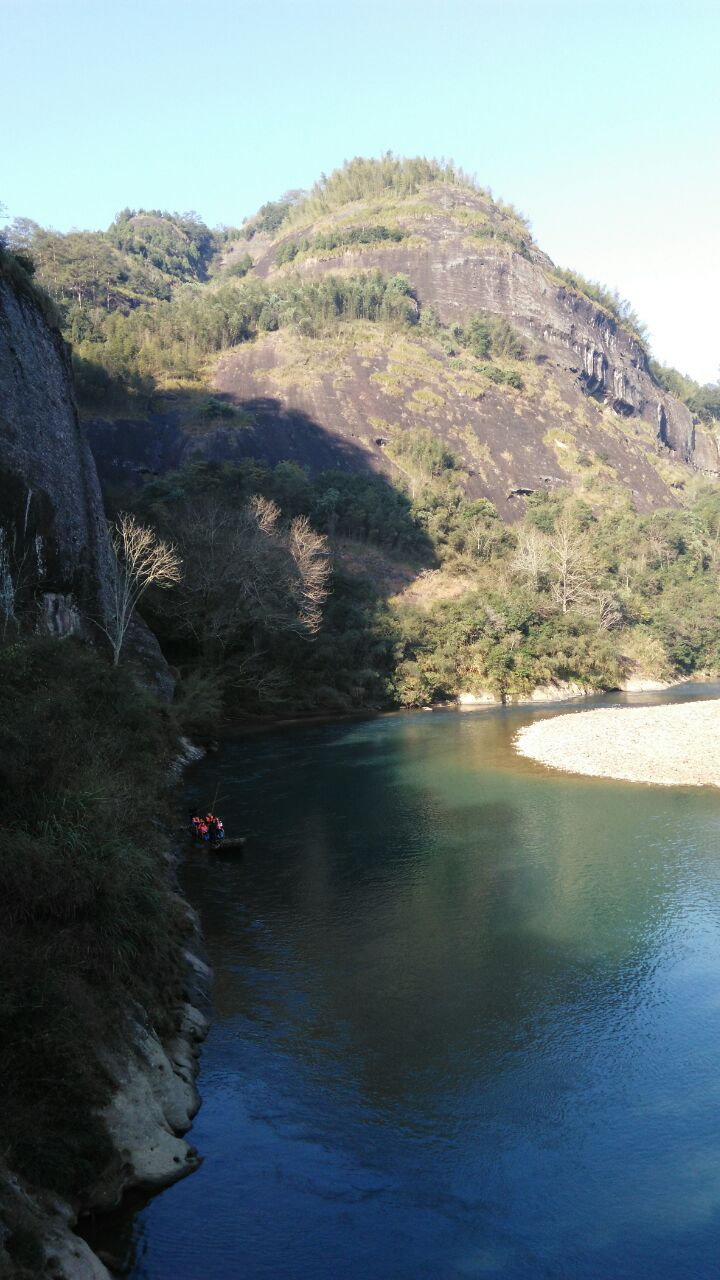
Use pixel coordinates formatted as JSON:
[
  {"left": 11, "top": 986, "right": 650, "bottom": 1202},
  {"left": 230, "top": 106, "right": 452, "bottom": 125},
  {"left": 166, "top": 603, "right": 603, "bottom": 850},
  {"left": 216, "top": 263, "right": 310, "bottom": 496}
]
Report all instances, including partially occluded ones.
[{"left": 104, "top": 687, "right": 720, "bottom": 1278}]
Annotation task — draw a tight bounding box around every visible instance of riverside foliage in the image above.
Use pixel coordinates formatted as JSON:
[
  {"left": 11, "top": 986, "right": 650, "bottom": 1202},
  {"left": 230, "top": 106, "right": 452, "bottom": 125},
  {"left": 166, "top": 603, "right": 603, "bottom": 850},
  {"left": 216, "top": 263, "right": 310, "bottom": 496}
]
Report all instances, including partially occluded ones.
[
  {"left": 120, "top": 454, "right": 720, "bottom": 716},
  {"left": 0, "top": 639, "right": 188, "bottom": 1198}
]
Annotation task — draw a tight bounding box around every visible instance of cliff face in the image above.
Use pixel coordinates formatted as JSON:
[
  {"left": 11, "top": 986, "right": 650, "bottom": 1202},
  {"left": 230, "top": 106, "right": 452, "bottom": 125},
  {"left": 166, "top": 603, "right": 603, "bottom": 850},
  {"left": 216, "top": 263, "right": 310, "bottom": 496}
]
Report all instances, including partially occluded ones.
[
  {"left": 0, "top": 268, "right": 115, "bottom": 636},
  {"left": 85, "top": 181, "right": 720, "bottom": 516},
  {"left": 238, "top": 185, "right": 719, "bottom": 478},
  {"left": 0, "top": 264, "right": 193, "bottom": 1274}
]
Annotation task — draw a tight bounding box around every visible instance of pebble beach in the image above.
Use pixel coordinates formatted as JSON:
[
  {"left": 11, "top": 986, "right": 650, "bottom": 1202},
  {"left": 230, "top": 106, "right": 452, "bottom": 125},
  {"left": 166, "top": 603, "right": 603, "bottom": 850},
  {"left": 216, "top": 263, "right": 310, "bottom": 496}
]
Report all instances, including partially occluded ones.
[{"left": 514, "top": 699, "right": 720, "bottom": 788}]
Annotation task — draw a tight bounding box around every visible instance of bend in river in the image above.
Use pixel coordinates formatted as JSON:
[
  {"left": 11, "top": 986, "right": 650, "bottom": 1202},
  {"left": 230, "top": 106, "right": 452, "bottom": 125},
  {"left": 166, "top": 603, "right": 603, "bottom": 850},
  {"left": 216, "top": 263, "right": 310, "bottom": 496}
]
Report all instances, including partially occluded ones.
[{"left": 90, "top": 683, "right": 720, "bottom": 1280}]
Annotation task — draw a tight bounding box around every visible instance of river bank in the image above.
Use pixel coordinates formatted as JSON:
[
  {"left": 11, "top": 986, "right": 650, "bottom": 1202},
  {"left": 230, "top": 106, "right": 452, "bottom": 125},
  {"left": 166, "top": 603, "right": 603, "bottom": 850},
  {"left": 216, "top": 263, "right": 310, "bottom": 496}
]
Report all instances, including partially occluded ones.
[
  {"left": 216, "top": 675, "right": 694, "bottom": 742},
  {"left": 515, "top": 698, "right": 720, "bottom": 787},
  {"left": 100, "top": 699, "right": 720, "bottom": 1280},
  {"left": 0, "top": 890, "right": 211, "bottom": 1280},
  {"left": 0, "top": 639, "right": 213, "bottom": 1280}
]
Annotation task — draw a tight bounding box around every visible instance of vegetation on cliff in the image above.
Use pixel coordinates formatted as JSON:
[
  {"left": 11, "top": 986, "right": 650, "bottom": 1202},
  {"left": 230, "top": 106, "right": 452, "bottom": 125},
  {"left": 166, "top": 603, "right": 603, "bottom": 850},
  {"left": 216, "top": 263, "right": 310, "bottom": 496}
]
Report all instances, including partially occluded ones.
[
  {"left": 0, "top": 242, "right": 61, "bottom": 331},
  {"left": 243, "top": 154, "right": 485, "bottom": 237},
  {"left": 70, "top": 269, "right": 420, "bottom": 405},
  {"left": 0, "top": 639, "right": 189, "bottom": 1202},
  {"left": 650, "top": 359, "right": 720, "bottom": 422},
  {"left": 548, "top": 266, "right": 649, "bottom": 345}
]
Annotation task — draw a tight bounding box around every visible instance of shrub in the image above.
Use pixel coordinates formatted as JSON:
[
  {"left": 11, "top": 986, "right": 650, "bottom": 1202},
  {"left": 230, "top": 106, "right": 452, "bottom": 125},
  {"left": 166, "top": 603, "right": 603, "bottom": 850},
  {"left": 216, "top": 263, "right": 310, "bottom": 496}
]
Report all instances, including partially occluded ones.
[{"left": 0, "top": 638, "right": 186, "bottom": 1195}]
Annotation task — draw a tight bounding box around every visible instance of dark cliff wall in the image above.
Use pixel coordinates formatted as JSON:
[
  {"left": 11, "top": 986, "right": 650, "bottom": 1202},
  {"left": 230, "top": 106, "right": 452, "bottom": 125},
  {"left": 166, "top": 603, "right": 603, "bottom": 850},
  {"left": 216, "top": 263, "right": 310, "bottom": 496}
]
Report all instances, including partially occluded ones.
[{"left": 0, "top": 268, "right": 115, "bottom": 636}]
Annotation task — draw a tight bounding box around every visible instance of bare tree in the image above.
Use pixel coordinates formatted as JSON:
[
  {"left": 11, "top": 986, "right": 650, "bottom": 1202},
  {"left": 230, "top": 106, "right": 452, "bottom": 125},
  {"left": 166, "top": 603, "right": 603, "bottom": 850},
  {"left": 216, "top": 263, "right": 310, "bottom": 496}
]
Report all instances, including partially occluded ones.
[
  {"left": 595, "top": 589, "right": 625, "bottom": 631},
  {"left": 159, "top": 495, "right": 330, "bottom": 670},
  {"left": 101, "top": 514, "right": 181, "bottom": 665},
  {"left": 0, "top": 525, "right": 38, "bottom": 639},
  {"left": 647, "top": 519, "right": 677, "bottom": 571},
  {"left": 466, "top": 512, "right": 504, "bottom": 561},
  {"left": 511, "top": 525, "right": 550, "bottom": 589},
  {"left": 287, "top": 511, "right": 331, "bottom": 633},
  {"left": 548, "top": 512, "right": 595, "bottom": 614},
  {"left": 0, "top": 528, "right": 17, "bottom": 639}
]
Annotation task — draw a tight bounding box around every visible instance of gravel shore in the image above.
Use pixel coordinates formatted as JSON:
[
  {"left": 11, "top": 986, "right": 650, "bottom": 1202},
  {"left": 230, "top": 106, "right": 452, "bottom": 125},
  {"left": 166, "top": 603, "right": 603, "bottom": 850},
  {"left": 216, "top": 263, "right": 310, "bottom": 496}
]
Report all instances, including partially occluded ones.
[{"left": 514, "top": 699, "right": 720, "bottom": 788}]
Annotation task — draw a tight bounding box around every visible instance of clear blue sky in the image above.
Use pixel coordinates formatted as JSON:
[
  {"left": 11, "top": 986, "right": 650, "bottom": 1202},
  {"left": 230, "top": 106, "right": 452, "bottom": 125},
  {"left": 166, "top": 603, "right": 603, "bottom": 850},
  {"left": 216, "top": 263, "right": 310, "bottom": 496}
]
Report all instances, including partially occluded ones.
[{"left": 2, "top": 0, "right": 718, "bottom": 382}]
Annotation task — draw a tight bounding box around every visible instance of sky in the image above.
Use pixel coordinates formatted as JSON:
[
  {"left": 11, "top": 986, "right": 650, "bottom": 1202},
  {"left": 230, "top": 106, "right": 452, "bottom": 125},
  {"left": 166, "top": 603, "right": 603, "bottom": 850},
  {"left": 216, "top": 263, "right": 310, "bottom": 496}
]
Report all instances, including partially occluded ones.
[{"left": 2, "top": 0, "right": 718, "bottom": 383}]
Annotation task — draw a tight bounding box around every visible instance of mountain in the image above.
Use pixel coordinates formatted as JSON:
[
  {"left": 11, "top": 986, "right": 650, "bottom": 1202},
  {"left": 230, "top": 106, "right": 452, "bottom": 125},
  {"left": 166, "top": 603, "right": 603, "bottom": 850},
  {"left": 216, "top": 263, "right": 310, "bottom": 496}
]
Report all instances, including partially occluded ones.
[
  {"left": 213, "top": 178, "right": 719, "bottom": 521},
  {"left": 17, "top": 157, "right": 713, "bottom": 518},
  {"left": 7, "top": 157, "right": 720, "bottom": 715}
]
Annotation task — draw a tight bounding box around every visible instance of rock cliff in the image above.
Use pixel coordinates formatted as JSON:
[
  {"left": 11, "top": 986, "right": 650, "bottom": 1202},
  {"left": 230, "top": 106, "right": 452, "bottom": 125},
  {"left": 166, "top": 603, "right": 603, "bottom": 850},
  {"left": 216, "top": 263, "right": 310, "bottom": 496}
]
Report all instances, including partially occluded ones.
[
  {"left": 0, "top": 260, "right": 115, "bottom": 637},
  {"left": 0, "top": 258, "right": 189, "bottom": 1278},
  {"left": 245, "top": 185, "right": 705, "bottom": 459},
  {"left": 87, "top": 181, "right": 720, "bottom": 515}
]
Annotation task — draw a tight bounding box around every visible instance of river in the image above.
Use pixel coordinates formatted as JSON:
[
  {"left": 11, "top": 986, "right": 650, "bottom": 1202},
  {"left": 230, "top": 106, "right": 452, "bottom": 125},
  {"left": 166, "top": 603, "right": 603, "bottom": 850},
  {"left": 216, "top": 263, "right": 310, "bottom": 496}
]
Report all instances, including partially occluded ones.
[{"left": 96, "top": 685, "right": 720, "bottom": 1278}]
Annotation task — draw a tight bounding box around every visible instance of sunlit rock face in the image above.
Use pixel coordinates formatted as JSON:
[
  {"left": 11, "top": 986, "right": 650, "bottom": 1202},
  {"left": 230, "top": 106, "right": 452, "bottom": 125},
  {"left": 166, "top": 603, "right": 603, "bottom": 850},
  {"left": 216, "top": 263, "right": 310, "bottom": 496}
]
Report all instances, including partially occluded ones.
[
  {"left": 87, "top": 182, "right": 720, "bottom": 516},
  {"left": 253, "top": 187, "right": 702, "bottom": 411},
  {"left": 0, "top": 274, "right": 115, "bottom": 633}
]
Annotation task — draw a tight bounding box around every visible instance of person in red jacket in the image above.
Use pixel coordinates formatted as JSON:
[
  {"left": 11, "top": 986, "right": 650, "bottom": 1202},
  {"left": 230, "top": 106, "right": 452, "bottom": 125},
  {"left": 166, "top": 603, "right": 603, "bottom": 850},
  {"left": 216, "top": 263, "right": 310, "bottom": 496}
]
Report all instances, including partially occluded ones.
[{"left": 206, "top": 813, "right": 225, "bottom": 847}]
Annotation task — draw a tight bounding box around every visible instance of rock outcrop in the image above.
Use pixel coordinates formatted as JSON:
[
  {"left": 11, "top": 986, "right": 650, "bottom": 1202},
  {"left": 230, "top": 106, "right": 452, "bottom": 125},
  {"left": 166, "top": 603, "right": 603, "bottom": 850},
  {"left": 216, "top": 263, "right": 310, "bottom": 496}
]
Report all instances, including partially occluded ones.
[
  {"left": 86, "top": 182, "right": 720, "bottom": 514},
  {"left": 0, "top": 916, "right": 210, "bottom": 1280},
  {"left": 0, "top": 260, "right": 187, "bottom": 1278},
  {"left": 89, "top": 962, "right": 210, "bottom": 1212},
  {"left": 248, "top": 185, "right": 707, "bottom": 467},
  {"left": 0, "top": 263, "right": 115, "bottom": 636}
]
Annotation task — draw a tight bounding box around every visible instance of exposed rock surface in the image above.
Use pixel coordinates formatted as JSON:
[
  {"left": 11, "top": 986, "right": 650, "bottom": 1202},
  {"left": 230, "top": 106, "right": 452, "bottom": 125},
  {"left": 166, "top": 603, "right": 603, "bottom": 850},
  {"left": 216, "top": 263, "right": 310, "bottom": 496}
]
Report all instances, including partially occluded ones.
[
  {"left": 618, "top": 677, "right": 671, "bottom": 692},
  {"left": 252, "top": 185, "right": 698, "bottom": 449},
  {"left": 457, "top": 679, "right": 594, "bottom": 708},
  {"left": 0, "top": 267, "right": 174, "bottom": 696},
  {"left": 89, "top": 959, "right": 210, "bottom": 1211},
  {"left": 0, "top": 925, "right": 210, "bottom": 1280},
  {"left": 224, "top": 185, "right": 720, "bottom": 484},
  {"left": 0, "top": 1172, "right": 113, "bottom": 1280},
  {"left": 86, "top": 183, "right": 720, "bottom": 516},
  {"left": 0, "top": 272, "right": 115, "bottom": 634}
]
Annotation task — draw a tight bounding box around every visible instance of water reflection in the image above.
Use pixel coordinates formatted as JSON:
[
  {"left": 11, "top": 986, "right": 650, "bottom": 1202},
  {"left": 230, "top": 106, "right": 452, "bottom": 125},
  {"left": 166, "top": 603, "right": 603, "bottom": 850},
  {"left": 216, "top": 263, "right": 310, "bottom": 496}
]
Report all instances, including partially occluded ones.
[{"left": 94, "top": 686, "right": 720, "bottom": 1279}]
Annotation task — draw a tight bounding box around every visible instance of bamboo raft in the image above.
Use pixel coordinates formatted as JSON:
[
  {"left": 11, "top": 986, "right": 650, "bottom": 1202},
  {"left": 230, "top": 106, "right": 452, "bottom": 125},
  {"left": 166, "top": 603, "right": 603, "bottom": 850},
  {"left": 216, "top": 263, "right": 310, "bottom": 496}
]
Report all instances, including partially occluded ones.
[
  {"left": 213, "top": 835, "right": 246, "bottom": 852},
  {"left": 187, "top": 831, "right": 246, "bottom": 853},
  {"left": 188, "top": 786, "right": 245, "bottom": 852}
]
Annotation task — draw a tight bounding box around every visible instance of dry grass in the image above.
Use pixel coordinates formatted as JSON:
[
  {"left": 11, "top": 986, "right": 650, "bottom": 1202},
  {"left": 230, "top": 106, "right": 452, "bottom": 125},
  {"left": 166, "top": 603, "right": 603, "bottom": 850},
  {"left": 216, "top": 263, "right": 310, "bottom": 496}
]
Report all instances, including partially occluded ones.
[{"left": 392, "top": 567, "right": 475, "bottom": 609}]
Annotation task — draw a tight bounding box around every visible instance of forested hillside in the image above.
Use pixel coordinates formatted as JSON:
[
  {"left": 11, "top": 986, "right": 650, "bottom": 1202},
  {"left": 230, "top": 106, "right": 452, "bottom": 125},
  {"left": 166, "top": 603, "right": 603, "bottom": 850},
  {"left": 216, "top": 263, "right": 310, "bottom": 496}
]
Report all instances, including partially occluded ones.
[
  {"left": 2, "top": 167, "right": 720, "bottom": 1267},
  {"left": 4, "top": 155, "right": 720, "bottom": 718}
]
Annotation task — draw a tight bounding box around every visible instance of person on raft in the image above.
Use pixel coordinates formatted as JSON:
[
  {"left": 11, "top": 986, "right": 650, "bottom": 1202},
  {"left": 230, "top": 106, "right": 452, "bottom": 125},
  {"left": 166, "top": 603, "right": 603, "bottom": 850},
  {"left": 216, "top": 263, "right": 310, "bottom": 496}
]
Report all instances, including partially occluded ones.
[
  {"left": 205, "top": 812, "right": 225, "bottom": 846},
  {"left": 189, "top": 810, "right": 224, "bottom": 845},
  {"left": 189, "top": 811, "right": 207, "bottom": 841}
]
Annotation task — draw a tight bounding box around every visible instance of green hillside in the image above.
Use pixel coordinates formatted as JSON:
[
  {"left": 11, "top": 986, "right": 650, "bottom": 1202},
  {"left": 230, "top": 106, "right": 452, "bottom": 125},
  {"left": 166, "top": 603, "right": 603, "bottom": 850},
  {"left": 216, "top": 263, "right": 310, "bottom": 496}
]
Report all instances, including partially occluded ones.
[
  {"left": 5, "top": 156, "right": 717, "bottom": 424},
  {"left": 4, "top": 156, "right": 720, "bottom": 717}
]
